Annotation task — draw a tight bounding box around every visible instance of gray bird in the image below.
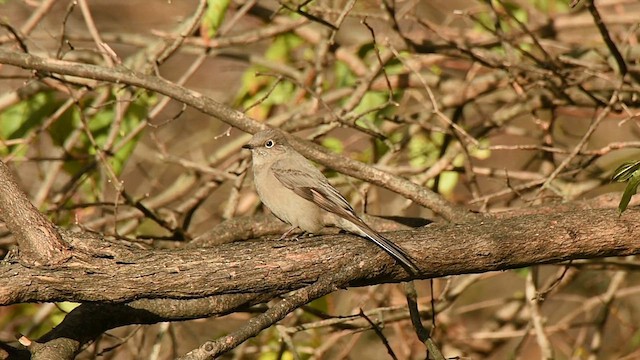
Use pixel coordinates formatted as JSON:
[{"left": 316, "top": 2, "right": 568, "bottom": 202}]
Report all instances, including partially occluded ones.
[{"left": 242, "top": 129, "right": 419, "bottom": 274}]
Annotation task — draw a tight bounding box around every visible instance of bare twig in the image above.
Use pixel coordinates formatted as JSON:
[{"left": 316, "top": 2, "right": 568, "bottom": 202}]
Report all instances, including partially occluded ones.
[
  {"left": 0, "top": 50, "right": 472, "bottom": 222},
  {"left": 537, "top": 89, "right": 619, "bottom": 196},
  {"left": 525, "top": 268, "right": 554, "bottom": 360},
  {"left": 585, "top": 0, "right": 627, "bottom": 77},
  {"left": 177, "top": 266, "right": 359, "bottom": 359}
]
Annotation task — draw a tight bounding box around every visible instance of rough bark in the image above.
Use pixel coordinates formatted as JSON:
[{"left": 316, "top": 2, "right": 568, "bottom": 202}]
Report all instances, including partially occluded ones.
[
  {"left": 1, "top": 207, "right": 638, "bottom": 306},
  {"left": 0, "top": 161, "right": 70, "bottom": 265}
]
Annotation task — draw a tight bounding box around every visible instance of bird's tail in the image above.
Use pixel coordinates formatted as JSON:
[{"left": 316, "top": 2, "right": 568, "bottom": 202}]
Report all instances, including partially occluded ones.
[{"left": 353, "top": 220, "right": 419, "bottom": 275}]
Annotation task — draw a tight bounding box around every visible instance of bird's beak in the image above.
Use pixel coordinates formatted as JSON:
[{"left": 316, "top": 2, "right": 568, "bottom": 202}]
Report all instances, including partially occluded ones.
[{"left": 242, "top": 144, "right": 253, "bottom": 150}]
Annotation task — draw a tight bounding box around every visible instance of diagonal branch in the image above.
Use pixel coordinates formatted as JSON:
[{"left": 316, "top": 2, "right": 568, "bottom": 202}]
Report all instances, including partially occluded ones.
[
  {"left": 178, "top": 266, "right": 360, "bottom": 360},
  {"left": 0, "top": 50, "right": 470, "bottom": 223},
  {"left": 585, "top": 0, "right": 627, "bottom": 77},
  {"left": 26, "top": 293, "right": 275, "bottom": 360},
  {"left": 0, "top": 161, "right": 69, "bottom": 265}
]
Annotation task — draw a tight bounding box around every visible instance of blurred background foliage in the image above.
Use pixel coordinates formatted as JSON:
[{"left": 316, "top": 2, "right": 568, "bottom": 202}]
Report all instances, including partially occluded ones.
[{"left": 1, "top": 0, "right": 640, "bottom": 359}]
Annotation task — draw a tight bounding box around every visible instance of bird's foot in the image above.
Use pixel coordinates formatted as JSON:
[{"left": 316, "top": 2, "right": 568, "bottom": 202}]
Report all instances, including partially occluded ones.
[{"left": 278, "top": 226, "right": 301, "bottom": 241}]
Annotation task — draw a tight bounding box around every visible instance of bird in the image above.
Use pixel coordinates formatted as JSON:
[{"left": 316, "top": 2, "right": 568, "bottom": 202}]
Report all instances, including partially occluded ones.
[{"left": 242, "top": 128, "right": 419, "bottom": 274}]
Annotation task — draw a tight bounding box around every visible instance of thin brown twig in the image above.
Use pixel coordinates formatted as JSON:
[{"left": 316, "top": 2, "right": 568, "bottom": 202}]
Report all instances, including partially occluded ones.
[
  {"left": 525, "top": 268, "right": 554, "bottom": 360},
  {"left": 587, "top": 268, "right": 628, "bottom": 360},
  {"left": 536, "top": 89, "right": 620, "bottom": 197},
  {"left": 0, "top": 22, "right": 29, "bottom": 53},
  {"left": 585, "top": 0, "right": 627, "bottom": 77},
  {"left": 387, "top": 42, "right": 480, "bottom": 148},
  {"left": 77, "top": 0, "right": 115, "bottom": 67},
  {"left": 155, "top": 0, "right": 207, "bottom": 65},
  {"left": 0, "top": 0, "right": 57, "bottom": 44},
  {"left": 177, "top": 266, "right": 359, "bottom": 360},
  {"left": 358, "top": 308, "right": 399, "bottom": 360}
]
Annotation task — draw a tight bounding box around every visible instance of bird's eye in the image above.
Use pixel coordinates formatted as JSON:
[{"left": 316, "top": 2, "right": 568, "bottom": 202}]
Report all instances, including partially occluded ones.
[{"left": 265, "top": 139, "right": 275, "bottom": 148}]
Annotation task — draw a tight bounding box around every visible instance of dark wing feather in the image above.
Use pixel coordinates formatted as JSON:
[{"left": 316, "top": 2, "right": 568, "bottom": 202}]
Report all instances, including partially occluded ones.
[
  {"left": 271, "top": 159, "right": 419, "bottom": 274},
  {"left": 271, "top": 160, "right": 358, "bottom": 220}
]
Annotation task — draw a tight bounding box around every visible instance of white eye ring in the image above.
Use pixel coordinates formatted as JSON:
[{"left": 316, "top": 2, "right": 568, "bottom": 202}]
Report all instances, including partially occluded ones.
[{"left": 265, "top": 139, "right": 275, "bottom": 148}]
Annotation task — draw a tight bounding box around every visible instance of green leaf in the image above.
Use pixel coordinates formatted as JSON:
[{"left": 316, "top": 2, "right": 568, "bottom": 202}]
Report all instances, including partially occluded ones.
[
  {"left": 234, "top": 33, "right": 303, "bottom": 118},
  {"left": 518, "top": 42, "right": 533, "bottom": 53},
  {"left": 407, "top": 132, "right": 440, "bottom": 168},
  {"left": 612, "top": 160, "right": 640, "bottom": 182},
  {"left": 532, "top": 0, "right": 570, "bottom": 13},
  {"left": 58, "top": 91, "right": 154, "bottom": 180},
  {"left": 353, "top": 91, "right": 387, "bottom": 126},
  {"left": 265, "top": 33, "right": 303, "bottom": 62},
  {"left": 56, "top": 302, "right": 80, "bottom": 313},
  {"left": 0, "top": 92, "right": 59, "bottom": 156},
  {"left": 383, "top": 56, "right": 405, "bottom": 75},
  {"left": 618, "top": 171, "right": 640, "bottom": 214},
  {"left": 267, "top": 81, "right": 295, "bottom": 104},
  {"left": 611, "top": 160, "right": 640, "bottom": 213},
  {"left": 473, "top": 11, "right": 496, "bottom": 34},
  {"left": 107, "top": 91, "right": 156, "bottom": 174},
  {"left": 334, "top": 60, "right": 357, "bottom": 88},
  {"left": 438, "top": 171, "right": 459, "bottom": 196},
  {"left": 503, "top": 1, "right": 528, "bottom": 24},
  {"left": 322, "top": 137, "right": 344, "bottom": 154},
  {"left": 470, "top": 138, "right": 491, "bottom": 160},
  {"left": 202, "top": 0, "right": 231, "bottom": 38},
  {"left": 48, "top": 105, "right": 77, "bottom": 147}
]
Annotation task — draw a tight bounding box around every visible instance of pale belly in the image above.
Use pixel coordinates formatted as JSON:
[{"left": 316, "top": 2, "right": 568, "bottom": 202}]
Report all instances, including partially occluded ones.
[{"left": 254, "top": 167, "right": 324, "bottom": 233}]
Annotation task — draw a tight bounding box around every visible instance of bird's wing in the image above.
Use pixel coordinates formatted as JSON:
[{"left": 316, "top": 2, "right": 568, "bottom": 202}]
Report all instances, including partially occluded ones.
[
  {"left": 271, "top": 159, "right": 358, "bottom": 221},
  {"left": 272, "top": 158, "right": 419, "bottom": 274}
]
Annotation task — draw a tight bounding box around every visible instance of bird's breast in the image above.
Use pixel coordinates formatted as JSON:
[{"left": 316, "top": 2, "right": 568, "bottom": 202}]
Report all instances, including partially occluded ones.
[{"left": 254, "top": 166, "right": 324, "bottom": 233}]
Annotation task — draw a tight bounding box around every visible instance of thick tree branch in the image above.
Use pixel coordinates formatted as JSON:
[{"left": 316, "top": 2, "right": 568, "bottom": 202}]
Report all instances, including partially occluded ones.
[
  {"left": 1, "top": 2, "right": 639, "bottom": 359},
  {"left": 0, "top": 50, "right": 470, "bottom": 222},
  {"left": 23, "top": 293, "right": 276, "bottom": 360},
  {"left": 1, "top": 207, "right": 638, "bottom": 306},
  {"left": 0, "top": 161, "right": 69, "bottom": 265},
  {"left": 10, "top": 204, "right": 637, "bottom": 359}
]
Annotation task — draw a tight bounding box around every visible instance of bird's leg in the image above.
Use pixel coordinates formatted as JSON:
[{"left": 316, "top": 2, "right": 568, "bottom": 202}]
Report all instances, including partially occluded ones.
[{"left": 278, "top": 226, "right": 299, "bottom": 240}]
